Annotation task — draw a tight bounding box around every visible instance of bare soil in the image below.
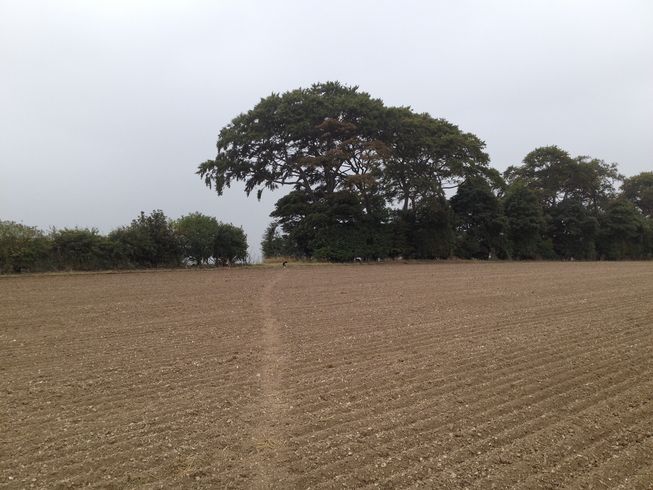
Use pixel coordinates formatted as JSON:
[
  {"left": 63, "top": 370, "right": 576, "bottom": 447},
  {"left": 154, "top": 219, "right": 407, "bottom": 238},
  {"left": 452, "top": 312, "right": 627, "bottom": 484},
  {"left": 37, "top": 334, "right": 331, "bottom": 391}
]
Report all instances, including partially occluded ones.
[{"left": 1, "top": 262, "right": 652, "bottom": 489}]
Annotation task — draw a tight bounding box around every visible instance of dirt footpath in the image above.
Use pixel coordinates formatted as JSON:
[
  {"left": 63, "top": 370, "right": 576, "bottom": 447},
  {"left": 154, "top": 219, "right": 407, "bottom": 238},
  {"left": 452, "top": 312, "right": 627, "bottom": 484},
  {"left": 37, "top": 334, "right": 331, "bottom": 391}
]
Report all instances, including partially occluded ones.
[{"left": 1, "top": 262, "right": 652, "bottom": 488}]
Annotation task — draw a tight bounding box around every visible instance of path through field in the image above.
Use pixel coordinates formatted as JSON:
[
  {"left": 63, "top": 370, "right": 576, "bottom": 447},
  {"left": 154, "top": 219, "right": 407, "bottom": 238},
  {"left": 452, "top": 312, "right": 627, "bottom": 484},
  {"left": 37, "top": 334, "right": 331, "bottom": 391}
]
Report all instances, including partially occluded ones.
[
  {"left": 253, "top": 271, "right": 288, "bottom": 488},
  {"left": 1, "top": 262, "right": 653, "bottom": 488}
]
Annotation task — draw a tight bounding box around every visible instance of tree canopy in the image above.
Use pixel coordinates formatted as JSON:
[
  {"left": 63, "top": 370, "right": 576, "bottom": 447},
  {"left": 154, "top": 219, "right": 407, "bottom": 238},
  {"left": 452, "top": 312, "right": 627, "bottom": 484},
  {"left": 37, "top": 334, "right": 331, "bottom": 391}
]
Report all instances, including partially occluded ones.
[
  {"left": 199, "top": 82, "right": 503, "bottom": 261},
  {"left": 504, "top": 146, "right": 622, "bottom": 211},
  {"left": 197, "top": 82, "right": 651, "bottom": 262},
  {"left": 198, "top": 82, "right": 390, "bottom": 201},
  {"left": 384, "top": 107, "right": 490, "bottom": 211}
]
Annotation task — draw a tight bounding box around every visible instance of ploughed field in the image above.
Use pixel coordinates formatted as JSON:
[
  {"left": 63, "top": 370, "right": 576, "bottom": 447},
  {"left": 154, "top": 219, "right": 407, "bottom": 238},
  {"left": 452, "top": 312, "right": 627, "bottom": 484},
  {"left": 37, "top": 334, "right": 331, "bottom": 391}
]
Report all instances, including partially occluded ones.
[{"left": 1, "top": 263, "right": 653, "bottom": 489}]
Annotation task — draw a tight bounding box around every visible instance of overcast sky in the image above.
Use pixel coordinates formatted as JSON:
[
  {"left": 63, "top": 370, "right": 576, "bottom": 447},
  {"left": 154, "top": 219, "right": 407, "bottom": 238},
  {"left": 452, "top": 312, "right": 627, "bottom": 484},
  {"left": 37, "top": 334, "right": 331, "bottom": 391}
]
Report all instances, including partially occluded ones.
[{"left": 1, "top": 0, "right": 652, "bottom": 260}]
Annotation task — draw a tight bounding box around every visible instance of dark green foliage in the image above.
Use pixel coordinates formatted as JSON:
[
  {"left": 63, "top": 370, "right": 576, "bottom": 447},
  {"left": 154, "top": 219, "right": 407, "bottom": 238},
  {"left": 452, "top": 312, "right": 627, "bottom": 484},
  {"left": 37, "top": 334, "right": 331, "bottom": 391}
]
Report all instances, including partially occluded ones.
[
  {"left": 411, "top": 197, "right": 454, "bottom": 259},
  {"left": 504, "top": 184, "right": 545, "bottom": 259},
  {"left": 383, "top": 108, "right": 490, "bottom": 211},
  {"left": 0, "top": 211, "right": 249, "bottom": 273},
  {"left": 216, "top": 82, "right": 494, "bottom": 261},
  {"left": 622, "top": 172, "right": 653, "bottom": 217},
  {"left": 505, "top": 146, "right": 577, "bottom": 208},
  {"left": 51, "top": 228, "right": 111, "bottom": 270},
  {"left": 451, "top": 177, "right": 507, "bottom": 259},
  {"left": 571, "top": 156, "right": 622, "bottom": 213},
  {"left": 548, "top": 200, "right": 598, "bottom": 260},
  {"left": 504, "top": 145, "right": 630, "bottom": 260},
  {"left": 175, "top": 213, "right": 220, "bottom": 265},
  {"left": 0, "top": 221, "right": 51, "bottom": 273},
  {"left": 197, "top": 82, "right": 389, "bottom": 199},
  {"left": 213, "top": 223, "right": 248, "bottom": 264},
  {"left": 270, "top": 190, "right": 322, "bottom": 257},
  {"left": 261, "top": 222, "right": 297, "bottom": 258},
  {"left": 505, "top": 146, "right": 621, "bottom": 212},
  {"left": 645, "top": 219, "right": 653, "bottom": 258},
  {"left": 108, "top": 210, "right": 182, "bottom": 267},
  {"left": 597, "top": 199, "right": 648, "bottom": 260},
  {"left": 270, "top": 189, "right": 389, "bottom": 261},
  {"left": 212, "top": 82, "right": 396, "bottom": 263},
  {"left": 221, "top": 84, "right": 649, "bottom": 262},
  {"left": 389, "top": 198, "right": 454, "bottom": 260},
  {"left": 312, "top": 219, "right": 390, "bottom": 262}
]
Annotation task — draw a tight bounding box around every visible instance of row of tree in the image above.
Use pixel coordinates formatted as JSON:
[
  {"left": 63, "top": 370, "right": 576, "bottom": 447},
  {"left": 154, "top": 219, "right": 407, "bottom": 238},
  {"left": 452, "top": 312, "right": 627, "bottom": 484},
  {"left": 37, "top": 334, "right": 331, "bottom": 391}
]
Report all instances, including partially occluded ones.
[
  {"left": 0, "top": 211, "right": 248, "bottom": 274},
  {"left": 198, "top": 82, "right": 652, "bottom": 261}
]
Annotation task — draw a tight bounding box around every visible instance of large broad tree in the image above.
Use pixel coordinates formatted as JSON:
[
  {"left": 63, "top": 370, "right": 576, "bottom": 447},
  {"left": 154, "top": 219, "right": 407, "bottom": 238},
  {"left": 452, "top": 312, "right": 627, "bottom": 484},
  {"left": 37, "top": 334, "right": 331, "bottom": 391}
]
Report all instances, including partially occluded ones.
[
  {"left": 383, "top": 107, "right": 491, "bottom": 211},
  {"left": 198, "top": 82, "right": 393, "bottom": 261},
  {"left": 199, "top": 82, "right": 494, "bottom": 260},
  {"left": 198, "top": 81, "right": 390, "bottom": 208}
]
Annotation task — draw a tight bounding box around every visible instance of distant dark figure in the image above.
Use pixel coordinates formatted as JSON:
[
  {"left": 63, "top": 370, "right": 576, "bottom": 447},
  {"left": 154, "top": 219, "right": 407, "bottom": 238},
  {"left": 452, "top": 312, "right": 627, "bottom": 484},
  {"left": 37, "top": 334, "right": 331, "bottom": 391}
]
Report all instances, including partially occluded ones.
[
  {"left": 354, "top": 257, "right": 363, "bottom": 263},
  {"left": 282, "top": 261, "right": 288, "bottom": 268}
]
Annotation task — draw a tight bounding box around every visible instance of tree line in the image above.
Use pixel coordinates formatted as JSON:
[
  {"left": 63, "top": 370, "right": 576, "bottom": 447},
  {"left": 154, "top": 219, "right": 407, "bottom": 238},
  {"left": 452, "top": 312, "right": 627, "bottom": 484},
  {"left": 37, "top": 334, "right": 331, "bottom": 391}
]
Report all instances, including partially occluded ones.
[
  {"left": 0, "top": 211, "right": 248, "bottom": 274},
  {"left": 198, "top": 82, "right": 653, "bottom": 262}
]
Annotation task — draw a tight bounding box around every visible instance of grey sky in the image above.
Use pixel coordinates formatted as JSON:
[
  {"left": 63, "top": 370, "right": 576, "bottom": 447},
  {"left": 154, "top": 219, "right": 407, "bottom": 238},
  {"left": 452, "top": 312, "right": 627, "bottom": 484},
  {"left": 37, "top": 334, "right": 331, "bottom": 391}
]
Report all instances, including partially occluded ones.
[{"left": 1, "top": 0, "right": 652, "bottom": 260}]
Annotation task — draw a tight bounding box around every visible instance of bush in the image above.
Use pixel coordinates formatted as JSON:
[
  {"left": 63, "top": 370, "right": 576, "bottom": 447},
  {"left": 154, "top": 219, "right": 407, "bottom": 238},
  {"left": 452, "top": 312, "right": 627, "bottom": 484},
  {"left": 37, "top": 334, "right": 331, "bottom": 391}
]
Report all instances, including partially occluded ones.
[
  {"left": 214, "top": 223, "right": 248, "bottom": 264},
  {"left": 0, "top": 221, "right": 51, "bottom": 273},
  {"left": 175, "top": 213, "right": 220, "bottom": 265},
  {"left": 51, "top": 228, "right": 110, "bottom": 270},
  {"left": 109, "top": 210, "right": 182, "bottom": 267}
]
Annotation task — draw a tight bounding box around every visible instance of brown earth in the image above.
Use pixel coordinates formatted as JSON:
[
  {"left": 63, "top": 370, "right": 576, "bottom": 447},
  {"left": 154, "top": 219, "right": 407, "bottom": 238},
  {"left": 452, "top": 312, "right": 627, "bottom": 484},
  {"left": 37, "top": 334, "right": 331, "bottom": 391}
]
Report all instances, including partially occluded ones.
[{"left": 1, "top": 262, "right": 653, "bottom": 489}]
